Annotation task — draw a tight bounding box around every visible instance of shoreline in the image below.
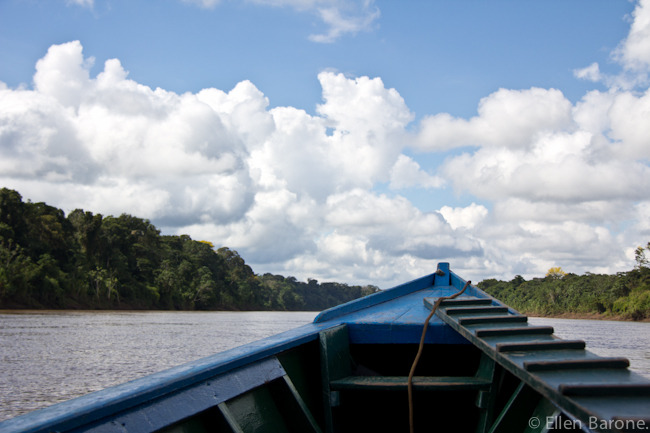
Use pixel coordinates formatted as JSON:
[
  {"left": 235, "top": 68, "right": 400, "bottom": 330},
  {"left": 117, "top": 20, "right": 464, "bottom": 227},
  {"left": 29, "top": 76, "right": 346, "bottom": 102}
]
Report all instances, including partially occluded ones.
[
  {"left": 2, "top": 308, "right": 648, "bottom": 322},
  {"left": 527, "top": 311, "right": 650, "bottom": 323}
]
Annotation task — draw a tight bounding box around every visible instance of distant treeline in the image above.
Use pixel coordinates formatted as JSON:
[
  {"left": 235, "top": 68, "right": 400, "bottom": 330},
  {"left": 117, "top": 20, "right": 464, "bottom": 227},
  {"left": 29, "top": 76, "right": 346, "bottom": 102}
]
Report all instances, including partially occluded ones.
[
  {"left": 479, "top": 265, "right": 650, "bottom": 321},
  {"left": 0, "top": 188, "right": 378, "bottom": 311}
]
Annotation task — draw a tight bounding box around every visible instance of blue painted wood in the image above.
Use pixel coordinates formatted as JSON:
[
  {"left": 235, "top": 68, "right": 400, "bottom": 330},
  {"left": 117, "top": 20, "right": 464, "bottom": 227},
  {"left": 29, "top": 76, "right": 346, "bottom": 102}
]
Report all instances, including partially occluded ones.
[
  {"left": 430, "top": 287, "right": 650, "bottom": 432},
  {"left": 78, "top": 358, "right": 286, "bottom": 433},
  {"left": 0, "top": 328, "right": 323, "bottom": 433},
  {"left": 313, "top": 272, "right": 436, "bottom": 323},
  {"left": 3, "top": 262, "right": 648, "bottom": 433},
  {"left": 0, "top": 263, "right": 478, "bottom": 433}
]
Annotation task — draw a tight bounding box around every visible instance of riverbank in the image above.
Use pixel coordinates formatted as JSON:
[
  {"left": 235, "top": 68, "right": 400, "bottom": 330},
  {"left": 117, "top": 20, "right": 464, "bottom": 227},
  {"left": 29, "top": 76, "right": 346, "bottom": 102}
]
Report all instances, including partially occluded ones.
[
  {"left": 2, "top": 308, "right": 649, "bottom": 322},
  {"left": 527, "top": 310, "right": 650, "bottom": 322}
]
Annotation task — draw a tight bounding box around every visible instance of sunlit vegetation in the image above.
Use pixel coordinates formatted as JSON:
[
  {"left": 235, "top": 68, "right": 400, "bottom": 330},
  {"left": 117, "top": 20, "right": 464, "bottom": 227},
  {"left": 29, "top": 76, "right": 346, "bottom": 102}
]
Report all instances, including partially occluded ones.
[
  {"left": 0, "top": 188, "right": 378, "bottom": 311},
  {"left": 479, "top": 257, "right": 650, "bottom": 321},
  {"left": 2, "top": 187, "right": 648, "bottom": 319}
]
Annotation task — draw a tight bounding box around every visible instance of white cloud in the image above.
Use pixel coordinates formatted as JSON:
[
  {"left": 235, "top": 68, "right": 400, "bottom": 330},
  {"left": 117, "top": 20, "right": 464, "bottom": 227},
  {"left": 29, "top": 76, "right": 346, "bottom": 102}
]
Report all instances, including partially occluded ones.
[
  {"left": 1, "top": 41, "right": 444, "bottom": 287},
  {"left": 615, "top": 0, "right": 650, "bottom": 73},
  {"left": 404, "top": 0, "right": 650, "bottom": 281},
  {"left": 389, "top": 154, "right": 444, "bottom": 190},
  {"left": 574, "top": 62, "right": 602, "bottom": 83},
  {"left": 439, "top": 204, "right": 488, "bottom": 230},
  {"left": 308, "top": 1, "right": 380, "bottom": 43},
  {"left": 66, "top": 0, "right": 94, "bottom": 8},
  {"left": 181, "top": 0, "right": 380, "bottom": 42},
  {"left": 181, "top": 0, "right": 221, "bottom": 9},
  {"left": 415, "top": 87, "right": 574, "bottom": 151},
  {"left": 4, "top": 5, "right": 650, "bottom": 289},
  {"left": 34, "top": 41, "right": 93, "bottom": 108}
]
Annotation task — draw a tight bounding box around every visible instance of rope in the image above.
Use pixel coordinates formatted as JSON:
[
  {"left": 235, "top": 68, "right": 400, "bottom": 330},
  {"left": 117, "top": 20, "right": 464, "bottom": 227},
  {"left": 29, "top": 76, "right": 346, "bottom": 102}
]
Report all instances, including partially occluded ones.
[{"left": 407, "top": 280, "right": 471, "bottom": 433}]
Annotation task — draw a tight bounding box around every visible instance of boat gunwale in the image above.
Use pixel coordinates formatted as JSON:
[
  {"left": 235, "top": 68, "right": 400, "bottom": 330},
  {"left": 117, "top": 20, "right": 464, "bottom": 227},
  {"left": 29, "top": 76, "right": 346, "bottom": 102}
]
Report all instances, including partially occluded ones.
[{"left": 0, "top": 263, "right": 460, "bottom": 433}]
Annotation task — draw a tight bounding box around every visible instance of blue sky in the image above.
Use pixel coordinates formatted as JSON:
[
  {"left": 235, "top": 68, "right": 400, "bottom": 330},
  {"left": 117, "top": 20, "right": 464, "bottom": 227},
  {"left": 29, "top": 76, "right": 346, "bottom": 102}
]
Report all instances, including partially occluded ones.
[
  {"left": 1, "top": 0, "right": 649, "bottom": 286},
  {"left": 1, "top": 1, "right": 632, "bottom": 116}
]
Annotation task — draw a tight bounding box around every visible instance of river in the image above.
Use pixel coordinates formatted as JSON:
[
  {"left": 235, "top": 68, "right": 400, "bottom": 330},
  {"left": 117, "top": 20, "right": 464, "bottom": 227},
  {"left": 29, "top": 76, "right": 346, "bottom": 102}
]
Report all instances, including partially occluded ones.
[{"left": 0, "top": 311, "right": 648, "bottom": 422}]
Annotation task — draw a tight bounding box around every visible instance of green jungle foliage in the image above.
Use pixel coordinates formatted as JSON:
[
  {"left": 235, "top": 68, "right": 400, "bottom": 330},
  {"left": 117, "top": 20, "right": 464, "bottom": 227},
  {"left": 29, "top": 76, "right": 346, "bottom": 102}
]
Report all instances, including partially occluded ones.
[
  {"left": 479, "top": 260, "right": 650, "bottom": 321},
  {"left": 0, "top": 188, "right": 378, "bottom": 311}
]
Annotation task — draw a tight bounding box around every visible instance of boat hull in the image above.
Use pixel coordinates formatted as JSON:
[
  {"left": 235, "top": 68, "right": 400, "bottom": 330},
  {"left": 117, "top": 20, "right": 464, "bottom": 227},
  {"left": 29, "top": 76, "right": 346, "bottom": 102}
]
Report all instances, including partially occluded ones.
[{"left": 1, "top": 263, "right": 648, "bottom": 433}]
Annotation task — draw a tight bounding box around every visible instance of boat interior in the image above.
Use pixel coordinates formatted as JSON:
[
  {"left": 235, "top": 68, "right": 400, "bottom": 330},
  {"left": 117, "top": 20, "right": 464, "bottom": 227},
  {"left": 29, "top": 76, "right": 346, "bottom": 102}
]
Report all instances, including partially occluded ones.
[{"left": 2, "top": 263, "right": 649, "bottom": 433}]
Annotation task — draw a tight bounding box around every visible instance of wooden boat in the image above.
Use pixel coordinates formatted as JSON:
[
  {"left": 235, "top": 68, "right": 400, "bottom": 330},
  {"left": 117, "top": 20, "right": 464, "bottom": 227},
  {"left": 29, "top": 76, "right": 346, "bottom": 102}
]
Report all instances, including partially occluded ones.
[{"left": 1, "top": 262, "right": 649, "bottom": 433}]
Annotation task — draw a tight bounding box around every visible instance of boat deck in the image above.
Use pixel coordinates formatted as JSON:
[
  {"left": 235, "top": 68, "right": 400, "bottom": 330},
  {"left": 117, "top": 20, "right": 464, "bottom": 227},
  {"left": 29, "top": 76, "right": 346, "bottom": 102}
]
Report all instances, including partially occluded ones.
[{"left": 1, "top": 262, "right": 648, "bottom": 433}]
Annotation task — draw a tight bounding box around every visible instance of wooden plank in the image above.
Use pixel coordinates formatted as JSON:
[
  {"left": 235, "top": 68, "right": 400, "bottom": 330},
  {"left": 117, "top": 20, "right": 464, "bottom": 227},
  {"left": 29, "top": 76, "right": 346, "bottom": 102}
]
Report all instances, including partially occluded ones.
[
  {"left": 487, "top": 382, "right": 542, "bottom": 433},
  {"left": 217, "top": 403, "right": 245, "bottom": 433},
  {"left": 74, "top": 358, "right": 287, "bottom": 433},
  {"left": 330, "top": 376, "right": 492, "bottom": 391},
  {"left": 496, "top": 340, "right": 586, "bottom": 353},
  {"left": 458, "top": 315, "right": 527, "bottom": 326},
  {"left": 524, "top": 357, "right": 630, "bottom": 372},
  {"left": 560, "top": 383, "right": 650, "bottom": 397},
  {"left": 313, "top": 274, "right": 436, "bottom": 323},
  {"left": 319, "top": 324, "right": 351, "bottom": 433},
  {"left": 280, "top": 376, "right": 323, "bottom": 433},
  {"left": 475, "top": 326, "right": 554, "bottom": 338},
  {"left": 439, "top": 298, "right": 493, "bottom": 306},
  {"left": 444, "top": 306, "right": 509, "bottom": 315}
]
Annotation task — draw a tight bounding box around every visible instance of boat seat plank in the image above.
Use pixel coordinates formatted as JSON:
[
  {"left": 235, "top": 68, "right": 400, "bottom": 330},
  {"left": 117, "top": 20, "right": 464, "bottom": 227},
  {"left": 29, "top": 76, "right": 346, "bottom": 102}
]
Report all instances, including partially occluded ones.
[
  {"left": 496, "top": 340, "right": 586, "bottom": 352},
  {"left": 560, "top": 383, "right": 650, "bottom": 397},
  {"left": 439, "top": 298, "right": 493, "bottom": 306},
  {"left": 524, "top": 357, "right": 630, "bottom": 372},
  {"left": 428, "top": 286, "right": 650, "bottom": 433},
  {"left": 475, "top": 326, "right": 554, "bottom": 338},
  {"left": 458, "top": 315, "right": 528, "bottom": 325},
  {"left": 445, "top": 306, "right": 509, "bottom": 315},
  {"left": 330, "top": 375, "right": 492, "bottom": 391}
]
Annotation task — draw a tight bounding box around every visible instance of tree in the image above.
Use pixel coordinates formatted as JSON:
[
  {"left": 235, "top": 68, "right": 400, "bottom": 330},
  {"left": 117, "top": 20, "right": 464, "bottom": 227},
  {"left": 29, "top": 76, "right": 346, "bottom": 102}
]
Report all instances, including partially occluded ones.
[
  {"left": 635, "top": 242, "right": 649, "bottom": 269},
  {"left": 546, "top": 267, "right": 566, "bottom": 280}
]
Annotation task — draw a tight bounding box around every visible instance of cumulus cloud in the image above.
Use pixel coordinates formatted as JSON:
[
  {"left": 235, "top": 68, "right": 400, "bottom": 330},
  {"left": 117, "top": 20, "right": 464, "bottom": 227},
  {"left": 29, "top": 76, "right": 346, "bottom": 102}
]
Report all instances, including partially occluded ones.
[
  {"left": 405, "top": 3, "right": 650, "bottom": 281},
  {"left": 3, "top": 0, "right": 650, "bottom": 286},
  {"left": 615, "top": 0, "right": 650, "bottom": 73},
  {"left": 389, "top": 155, "right": 444, "bottom": 190},
  {"left": 439, "top": 204, "right": 488, "bottom": 230},
  {"left": 2, "top": 40, "right": 459, "bottom": 287},
  {"left": 415, "top": 87, "right": 574, "bottom": 151},
  {"left": 574, "top": 0, "right": 650, "bottom": 89}
]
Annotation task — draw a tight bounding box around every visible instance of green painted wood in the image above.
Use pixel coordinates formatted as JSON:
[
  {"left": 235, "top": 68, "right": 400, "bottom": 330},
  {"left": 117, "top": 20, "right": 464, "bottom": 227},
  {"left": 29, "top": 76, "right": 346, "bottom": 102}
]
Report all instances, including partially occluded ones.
[
  {"left": 319, "top": 325, "right": 350, "bottom": 433},
  {"left": 524, "top": 358, "right": 630, "bottom": 372},
  {"left": 474, "top": 353, "right": 497, "bottom": 433},
  {"left": 487, "top": 382, "right": 542, "bottom": 433},
  {"left": 445, "top": 306, "right": 509, "bottom": 315},
  {"left": 329, "top": 375, "right": 492, "bottom": 391},
  {"left": 217, "top": 403, "right": 245, "bottom": 433},
  {"left": 428, "top": 286, "right": 650, "bottom": 433},
  {"left": 496, "top": 340, "right": 586, "bottom": 353},
  {"left": 525, "top": 399, "right": 561, "bottom": 433},
  {"left": 475, "top": 327, "right": 554, "bottom": 338},
  {"left": 458, "top": 315, "right": 528, "bottom": 326},
  {"left": 280, "top": 376, "right": 323, "bottom": 433},
  {"left": 225, "top": 385, "right": 291, "bottom": 433},
  {"left": 560, "top": 383, "right": 650, "bottom": 397},
  {"left": 440, "top": 298, "right": 493, "bottom": 306}
]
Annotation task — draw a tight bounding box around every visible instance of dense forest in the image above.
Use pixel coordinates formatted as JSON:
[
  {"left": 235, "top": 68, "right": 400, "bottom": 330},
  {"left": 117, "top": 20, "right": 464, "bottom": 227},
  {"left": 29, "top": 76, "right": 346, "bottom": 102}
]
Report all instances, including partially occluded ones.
[
  {"left": 2, "top": 187, "right": 649, "bottom": 319},
  {"left": 0, "top": 188, "right": 378, "bottom": 311},
  {"left": 479, "top": 261, "right": 650, "bottom": 321}
]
